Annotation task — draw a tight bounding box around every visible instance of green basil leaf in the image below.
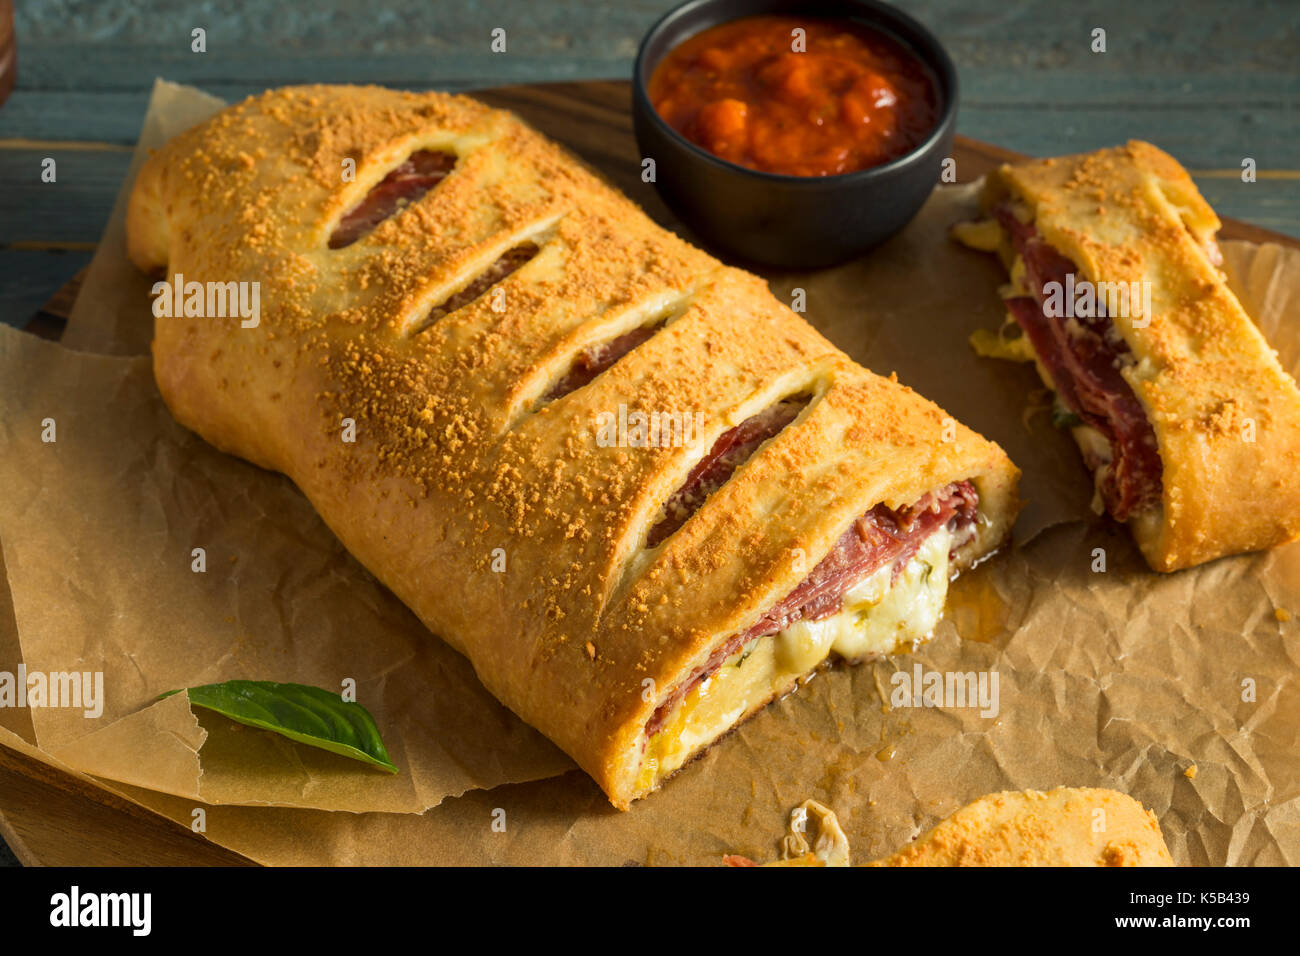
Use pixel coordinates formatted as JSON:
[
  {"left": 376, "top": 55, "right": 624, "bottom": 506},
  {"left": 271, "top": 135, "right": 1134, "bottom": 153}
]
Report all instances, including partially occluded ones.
[
  {"left": 1050, "top": 399, "right": 1083, "bottom": 430},
  {"left": 161, "top": 680, "right": 398, "bottom": 773}
]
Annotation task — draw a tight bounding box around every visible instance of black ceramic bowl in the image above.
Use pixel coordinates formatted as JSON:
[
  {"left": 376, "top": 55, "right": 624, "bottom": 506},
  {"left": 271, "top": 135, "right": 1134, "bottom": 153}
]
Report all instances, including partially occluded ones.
[{"left": 633, "top": 0, "right": 957, "bottom": 269}]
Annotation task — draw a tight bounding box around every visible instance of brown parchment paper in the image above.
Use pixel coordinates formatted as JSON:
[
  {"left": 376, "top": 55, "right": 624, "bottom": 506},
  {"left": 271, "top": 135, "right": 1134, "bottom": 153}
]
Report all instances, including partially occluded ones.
[
  {"left": 0, "top": 327, "right": 572, "bottom": 812},
  {"left": 1, "top": 80, "right": 1298, "bottom": 865}
]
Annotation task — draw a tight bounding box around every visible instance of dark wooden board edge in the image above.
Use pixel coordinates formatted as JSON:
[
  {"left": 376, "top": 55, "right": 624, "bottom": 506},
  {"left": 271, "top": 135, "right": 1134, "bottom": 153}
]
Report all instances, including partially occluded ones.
[
  {"left": 0, "top": 743, "right": 254, "bottom": 866},
  {"left": 6, "top": 79, "right": 1299, "bottom": 867}
]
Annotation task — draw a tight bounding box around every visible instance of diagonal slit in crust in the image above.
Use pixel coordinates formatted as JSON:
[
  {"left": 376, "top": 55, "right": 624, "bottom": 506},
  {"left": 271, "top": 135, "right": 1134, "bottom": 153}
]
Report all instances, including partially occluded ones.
[
  {"left": 328, "top": 149, "right": 457, "bottom": 249},
  {"left": 645, "top": 395, "right": 812, "bottom": 549},
  {"left": 529, "top": 293, "right": 699, "bottom": 413},
  {"left": 542, "top": 322, "right": 666, "bottom": 402},
  {"left": 407, "top": 242, "right": 541, "bottom": 335},
  {"left": 539, "top": 298, "right": 696, "bottom": 405}
]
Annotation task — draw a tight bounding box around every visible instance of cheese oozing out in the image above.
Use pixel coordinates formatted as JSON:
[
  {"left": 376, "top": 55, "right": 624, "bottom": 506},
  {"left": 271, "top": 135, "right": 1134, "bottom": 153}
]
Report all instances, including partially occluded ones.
[
  {"left": 640, "top": 527, "right": 954, "bottom": 790},
  {"left": 950, "top": 218, "right": 1002, "bottom": 252}
]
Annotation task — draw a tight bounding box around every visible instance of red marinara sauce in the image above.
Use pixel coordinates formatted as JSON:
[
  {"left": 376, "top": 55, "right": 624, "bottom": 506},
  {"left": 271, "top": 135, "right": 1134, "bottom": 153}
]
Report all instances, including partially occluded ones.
[{"left": 649, "top": 15, "right": 939, "bottom": 177}]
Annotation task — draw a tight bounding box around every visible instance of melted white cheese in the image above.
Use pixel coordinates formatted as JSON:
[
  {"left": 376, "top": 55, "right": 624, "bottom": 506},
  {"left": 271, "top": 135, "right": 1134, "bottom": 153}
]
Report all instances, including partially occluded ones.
[
  {"left": 640, "top": 529, "right": 953, "bottom": 790},
  {"left": 1070, "top": 423, "right": 1113, "bottom": 515},
  {"left": 775, "top": 528, "right": 951, "bottom": 667},
  {"left": 970, "top": 327, "right": 1036, "bottom": 363},
  {"left": 1007, "top": 254, "right": 1030, "bottom": 295},
  {"left": 951, "top": 218, "right": 1003, "bottom": 252},
  {"left": 1072, "top": 423, "right": 1112, "bottom": 466}
]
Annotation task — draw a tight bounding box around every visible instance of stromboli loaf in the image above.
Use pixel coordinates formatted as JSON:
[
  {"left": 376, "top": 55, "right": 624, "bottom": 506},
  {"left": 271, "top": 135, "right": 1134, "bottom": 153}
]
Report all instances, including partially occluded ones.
[
  {"left": 955, "top": 142, "right": 1300, "bottom": 572},
  {"left": 126, "top": 85, "right": 1019, "bottom": 808}
]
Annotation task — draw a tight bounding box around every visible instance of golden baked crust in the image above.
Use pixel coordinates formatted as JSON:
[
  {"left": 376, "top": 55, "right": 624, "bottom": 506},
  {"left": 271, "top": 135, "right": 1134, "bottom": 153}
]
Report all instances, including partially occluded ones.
[
  {"left": 730, "top": 788, "right": 1172, "bottom": 866},
  {"left": 870, "top": 787, "right": 1174, "bottom": 867},
  {"left": 972, "top": 141, "right": 1300, "bottom": 571},
  {"left": 127, "top": 84, "right": 1019, "bottom": 808}
]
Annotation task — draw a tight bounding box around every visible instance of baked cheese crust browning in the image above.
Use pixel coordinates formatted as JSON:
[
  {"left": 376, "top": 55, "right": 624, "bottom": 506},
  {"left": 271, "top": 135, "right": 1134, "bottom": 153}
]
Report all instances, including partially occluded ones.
[
  {"left": 733, "top": 789, "right": 1173, "bottom": 866},
  {"left": 871, "top": 788, "right": 1174, "bottom": 867},
  {"left": 127, "top": 85, "right": 1019, "bottom": 807}
]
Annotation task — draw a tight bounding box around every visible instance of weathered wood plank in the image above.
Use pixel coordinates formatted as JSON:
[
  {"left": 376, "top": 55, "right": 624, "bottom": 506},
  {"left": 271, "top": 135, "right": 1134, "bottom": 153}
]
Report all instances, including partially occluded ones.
[
  {"left": 5, "top": 77, "right": 1299, "bottom": 144},
  {"left": 0, "top": 150, "right": 130, "bottom": 244},
  {"left": 2, "top": 140, "right": 1296, "bottom": 251},
  {"left": 12, "top": 0, "right": 1298, "bottom": 80},
  {"left": 960, "top": 106, "right": 1300, "bottom": 173},
  {"left": 0, "top": 743, "right": 253, "bottom": 866},
  {"left": 0, "top": 249, "right": 93, "bottom": 327}
]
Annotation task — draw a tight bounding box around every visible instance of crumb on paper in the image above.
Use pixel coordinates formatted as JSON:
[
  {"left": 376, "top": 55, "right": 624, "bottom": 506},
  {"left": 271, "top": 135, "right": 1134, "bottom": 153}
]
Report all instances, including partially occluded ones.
[
  {"left": 1184, "top": 764, "right": 1198, "bottom": 779},
  {"left": 585, "top": 641, "right": 596, "bottom": 660},
  {"left": 1276, "top": 607, "right": 1292, "bottom": 623}
]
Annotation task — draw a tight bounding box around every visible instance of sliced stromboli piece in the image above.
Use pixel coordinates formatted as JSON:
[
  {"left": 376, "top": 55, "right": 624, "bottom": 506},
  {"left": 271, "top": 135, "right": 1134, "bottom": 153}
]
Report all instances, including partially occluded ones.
[
  {"left": 126, "top": 85, "right": 1019, "bottom": 809},
  {"left": 954, "top": 141, "right": 1300, "bottom": 572}
]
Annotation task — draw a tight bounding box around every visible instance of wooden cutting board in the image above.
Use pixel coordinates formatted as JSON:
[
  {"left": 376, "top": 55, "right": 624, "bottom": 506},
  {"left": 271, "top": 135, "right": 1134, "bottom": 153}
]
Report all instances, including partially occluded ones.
[{"left": 5, "top": 80, "right": 1298, "bottom": 867}]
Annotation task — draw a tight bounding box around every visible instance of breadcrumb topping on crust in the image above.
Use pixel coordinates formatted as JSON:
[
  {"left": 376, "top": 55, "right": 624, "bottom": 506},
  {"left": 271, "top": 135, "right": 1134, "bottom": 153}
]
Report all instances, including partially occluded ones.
[
  {"left": 127, "top": 85, "right": 1019, "bottom": 806},
  {"left": 980, "top": 141, "right": 1300, "bottom": 571}
]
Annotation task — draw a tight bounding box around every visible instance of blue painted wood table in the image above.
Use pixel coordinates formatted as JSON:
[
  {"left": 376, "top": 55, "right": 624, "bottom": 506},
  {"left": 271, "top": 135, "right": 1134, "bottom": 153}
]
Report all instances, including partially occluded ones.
[{"left": 2, "top": 0, "right": 1298, "bottom": 326}]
